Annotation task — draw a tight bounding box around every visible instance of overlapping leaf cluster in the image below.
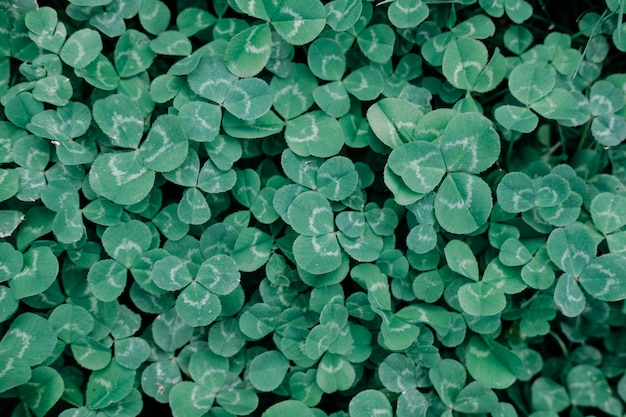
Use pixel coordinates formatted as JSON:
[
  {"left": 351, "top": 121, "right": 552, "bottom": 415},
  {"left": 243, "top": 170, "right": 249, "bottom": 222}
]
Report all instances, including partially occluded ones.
[{"left": 1, "top": 0, "right": 626, "bottom": 416}]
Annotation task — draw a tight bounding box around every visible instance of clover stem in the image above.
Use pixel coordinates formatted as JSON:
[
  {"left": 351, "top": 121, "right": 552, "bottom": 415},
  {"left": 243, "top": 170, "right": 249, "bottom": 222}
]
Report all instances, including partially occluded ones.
[{"left": 549, "top": 330, "right": 569, "bottom": 359}]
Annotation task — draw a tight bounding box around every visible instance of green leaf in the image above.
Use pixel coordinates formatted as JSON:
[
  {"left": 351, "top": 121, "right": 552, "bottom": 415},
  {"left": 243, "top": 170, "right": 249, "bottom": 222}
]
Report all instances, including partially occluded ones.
[
  {"left": 344, "top": 66, "right": 384, "bottom": 101},
  {"left": 367, "top": 98, "right": 424, "bottom": 148},
  {"left": 533, "top": 174, "right": 570, "bottom": 207},
  {"left": 387, "top": 141, "right": 446, "bottom": 194},
  {"left": 176, "top": 282, "right": 222, "bottom": 327},
  {"left": 19, "top": 366, "right": 64, "bottom": 417},
  {"left": 397, "top": 390, "right": 429, "bottom": 417},
  {"left": 465, "top": 335, "right": 522, "bottom": 389},
  {"left": 435, "top": 173, "right": 493, "bottom": 234},
  {"left": 554, "top": 273, "right": 586, "bottom": 317},
  {"left": 444, "top": 240, "right": 479, "bottom": 280},
  {"left": 59, "top": 28, "right": 101, "bottom": 69},
  {"left": 579, "top": 254, "right": 626, "bottom": 302},
  {"left": 0, "top": 312, "right": 57, "bottom": 366},
  {"left": 440, "top": 112, "right": 500, "bottom": 174},
  {"left": 293, "top": 233, "right": 342, "bottom": 275},
  {"left": 412, "top": 270, "right": 444, "bottom": 302},
  {"left": 169, "top": 382, "right": 214, "bottom": 417},
  {"left": 454, "top": 382, "right": 499, "bottom": 413},
  {"left": 357, "top": 24, "right": 395, "bottom": 64},
  {"left": 178, "top": 101, "right": 221, "bottom": 143},
  {"left": 177, "top": 7, "right": 216, "bottom": 37},
  {"left": 285, "top": 111, "right": 344, "bottom": 157},
  {"left": 152, "top": 255, "right": 193, "bottom": 291},
  {"left": 496, "top": 172, "right": 535, "bottom": 213},
  {"left": 592, "top": 114, "right": 626, "bottom": 147},
  {"left": 430, "top": 359, "right": 466, "bottom": 408},
  {"left": 87, "top": 259, "right": 127, "bottom": 302},
  {"left": 150, "top": 31, "right": 192, "bottom": 56},
  {"left": 495, "top": 105, "right": 538, "bottom": 133},
  {"left": 139, "top": 0, "right": 171, "bottom": 35},
  {"left": 262, "top": 400, "right": 314, "bottom": 417},
  {"left": 114, "top": 29, "right": 155, "bottom": 78},
  {"left": 388, "top": 0, "right": 429, "bottom": 29},
  {"left": 86, "top": 360, "right": 135, "bottom": 409},
  {"left": 89, "top": 151, "right": 155, "bottom": 205},
  {"left": 288, "top": 191, "right": 334, "bottom": 236},
  {"left": 196, "top": 254, "right": 240, "bottom": 296},
  {"left": 458, "top": 281, "right": 506, "bottom": 316},
  {"left": 532, "top": 377, "right": 570, "bottom": 412},
  {"left": 231, "top": 227, "right": 274, "bottom": 272},
  {"left": 547, "top": 223, "right": 596, "bottom": 276},
  {"left": 177, "top": 188, "right": 211, "bottom": 225},
  {"left": 0, "top": 242, "right": 23, "bottom": 283},
  {"left": 33, "top": 74, "right": 73, "bottom": 106},
  {"left": 378, "top": 353, "right": 417, "bottom": 392},
  {"left": 92, "top": 94, "right": 144, "bottom": 148},
  {"left": 10, "top": 246, "right": 59, "bottom": 299},
  {"left": 49, "top": 303, "right": 94, "bottom": 344},
  {"left": 271, "top": 63, "right": 317, "bottom": 120},
  {"left": 224, "top": 78, "right": 272, "bottom": 121},
  {"left": 225, "top": 23, "right": 272, "bottom": 78},
  {"left": 325, "top": 0, "right": 363, "bottom": 32},
  {"left": 114, "top": 337, "right": 151, "bottom": 370},
  {"left": 442, "top": 38, "right": 488, "bottom": 91},
  {"left": 75, "top": 54, "right": 118, "bottom": 90},
  {"left": 102, "top": 220, "right": 151, "bottom": 268},
  {"left": 504, "top": 0, "right": 532, "bottom": 23},
  {"left": 307, "top": 38, "right": 345, "bottom": 81},
  {"left": 316, "top": 352, "right": 355, "bottom": 393},
  {"left": 140, "top": 114, "right": 188, "bottom": 172},
  {"left": 590, "top": 192, "right": 626, "bottom": 233},
  {"left": 270, "top": 0, "right": 326, "bottom": 45},
  {"left": 567, "top": 365, "right": 623, "bottom": 415},
  {"left": 349, "top": 389, "right": 392, "bottom": 417},
  {"left": 248, "top": 350, "right": 290, "bottom": 392},
  {"left": 503, "top": 25, "right": 533, "bottom": 54},
  {"left": 150, "top": 74, "right": 184, "bottom": 103},
  {"left": 509, "top": 62, "right": 555, "bottom": 105}
]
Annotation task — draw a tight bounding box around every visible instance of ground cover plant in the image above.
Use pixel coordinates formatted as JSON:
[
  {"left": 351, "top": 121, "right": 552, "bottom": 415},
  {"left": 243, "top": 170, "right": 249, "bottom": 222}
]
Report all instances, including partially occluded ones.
[{"left": 1, "top": 0, "right": 626, "bottom": 416}]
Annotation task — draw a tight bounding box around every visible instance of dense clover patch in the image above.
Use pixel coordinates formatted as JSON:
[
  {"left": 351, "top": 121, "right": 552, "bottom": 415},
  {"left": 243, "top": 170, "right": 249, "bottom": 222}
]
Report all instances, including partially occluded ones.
[{"left": 2, "top": 0, "right": 626, "bottom": 417}]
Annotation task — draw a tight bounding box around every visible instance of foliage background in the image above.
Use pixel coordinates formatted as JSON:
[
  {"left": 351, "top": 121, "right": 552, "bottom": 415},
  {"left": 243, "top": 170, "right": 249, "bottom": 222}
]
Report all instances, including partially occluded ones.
[{"left": 1, "top": 0, "right": 626, "bottom": 416}]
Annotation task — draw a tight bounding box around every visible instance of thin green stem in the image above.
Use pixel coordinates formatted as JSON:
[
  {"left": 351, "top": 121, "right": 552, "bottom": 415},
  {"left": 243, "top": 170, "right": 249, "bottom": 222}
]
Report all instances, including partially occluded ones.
[{"left": 549, "top": 331, "right": 570, "bottom": 359}]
